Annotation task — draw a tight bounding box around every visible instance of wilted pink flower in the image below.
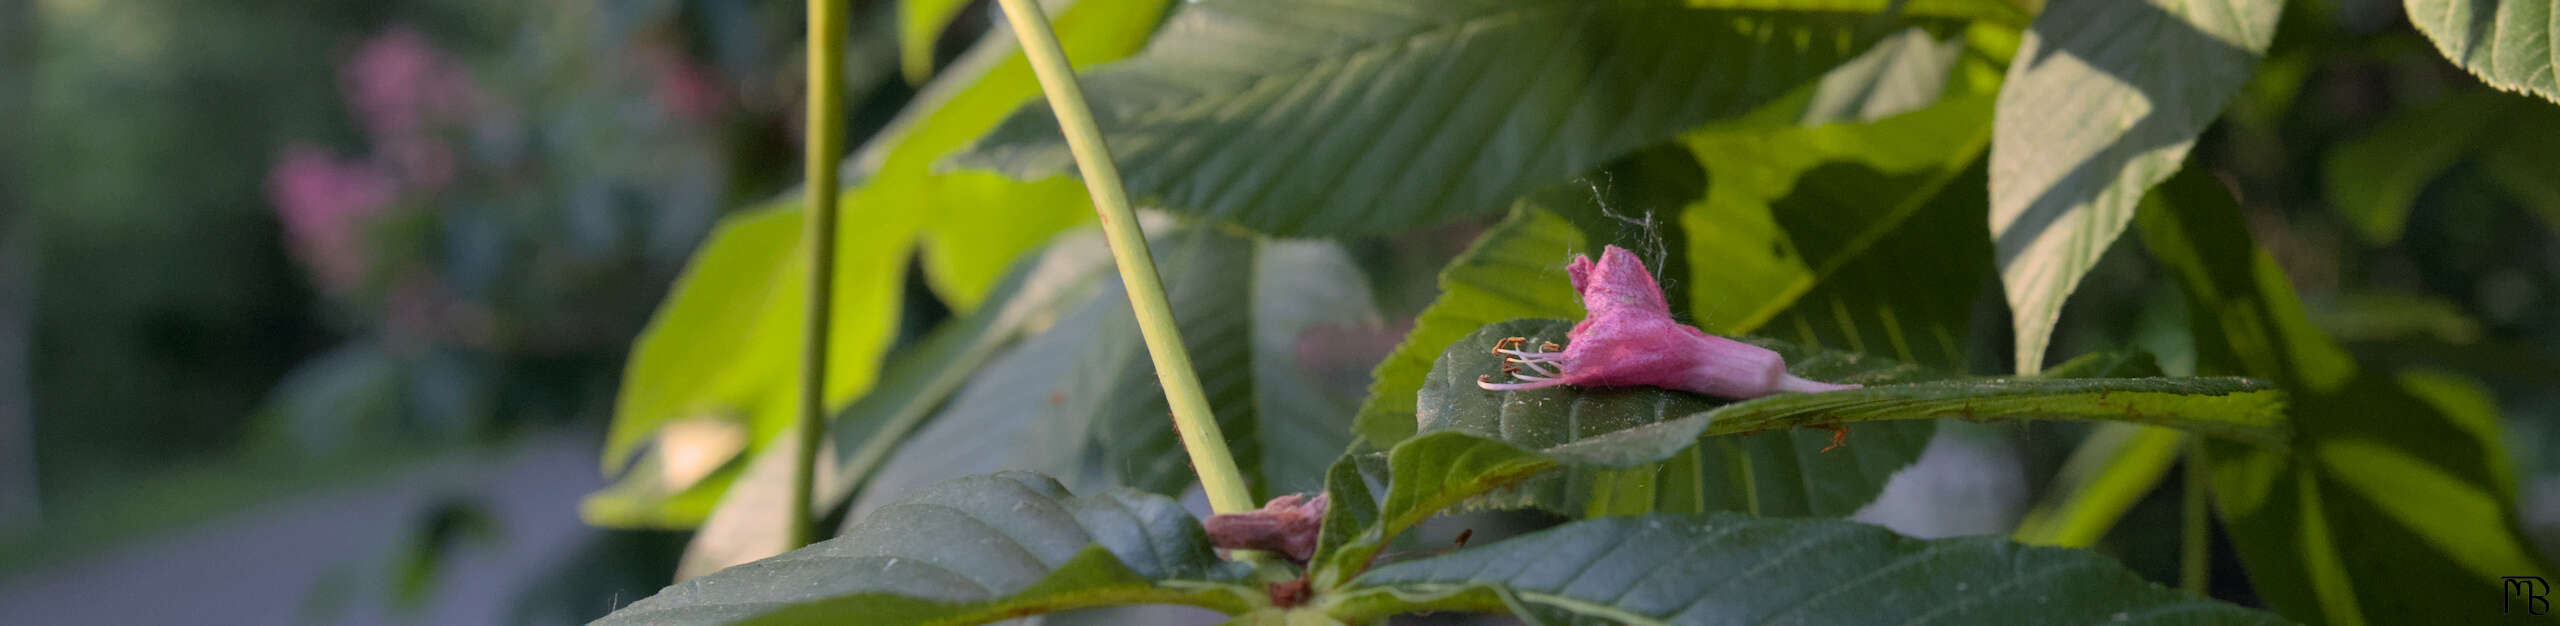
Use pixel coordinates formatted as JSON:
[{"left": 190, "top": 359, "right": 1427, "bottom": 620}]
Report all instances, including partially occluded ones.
[
  {"left": 1477, "top": 246, "right": 1857, "bottom": 399},
  {"left": 1203, "top": 493, "right": 1328, "bottom": 563},
  {"left": 268, "top": 145, "right": 399, "bottom": 291}
]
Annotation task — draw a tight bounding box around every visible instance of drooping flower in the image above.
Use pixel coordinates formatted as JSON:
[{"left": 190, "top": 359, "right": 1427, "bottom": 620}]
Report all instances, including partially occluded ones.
[
  {"left": 1477, "top": 245, "right": 1857, "bottom": 399},
  {"left": 1202, "top": 493, "right": 1328, "bottom": 563}
]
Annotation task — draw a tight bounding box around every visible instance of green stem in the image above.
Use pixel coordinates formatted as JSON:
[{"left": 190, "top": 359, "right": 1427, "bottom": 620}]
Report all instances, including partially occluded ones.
[
  {"left": 989, "top": 0, "right": 1255, "bottom": 515},
  {"left": 2012, "top": 424, "right": 2183, "bottom": 546},
  {"left": 788, "top": 0, "right": 849, "bottom": 549},
  {"left": 1717, "top": 437, "right": 1759, "bottom": 516},
  {"left": 2180, "top": 443, "right": 2210, "bottom": 593}
]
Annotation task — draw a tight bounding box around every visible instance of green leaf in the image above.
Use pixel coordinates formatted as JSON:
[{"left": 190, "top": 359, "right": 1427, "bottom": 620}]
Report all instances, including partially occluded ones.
[
  {"left": 2011, "top": 422, "right": 2185, "bottom": 547},
  {"left": 1354, "top": 206, "right": 1587, "bottom": 447},
  {"left": 953, "top": 0, "right": 2001, "bottom": 236},
  {"left": 850, "top": 229, "right": 1381, "bottom": 517},
  {"left": 1082, "top": 231, "right": 1383, "bottom": 497},
  {"left": 1416, "top": 319, "right": 2283, "bottom": 520},
  {"left": 2135, "top": 170, "right": 2554, "bottom": 625},
  {"left": 1414, "top": 318, "right": 1934, "bottom": 519},
  {"left": 603, "top": 199, "right": 916, "bottom": 478},
  {"left": 2407, "top": 0, "right": 2560, "bottom": 105},
  {"left": 1329, "top": 513, "right": 2287, "bottom": 625},
  {"left": 899, "top": 0, "right": 976, "bottom": 82},
  {"left": 1990, "top": 0, "right": 2281, "bottom": 373},
  {"left": 1309, "top": 453, "right": 1381, "bottom": 580},
  {"left": 596, "top": 472, "right": 1257, "bottom": 625},
  {"left": 1356, "top": 90, "right": 1999, "bottom": 449},
  {"left": 596, "top": 0, "right": 1172, "bottom": 525},
  {"left": 1680, "top": 93, "right": 1994, "bottom": 364},
  {"left": 675, "top": 239, "right": 1120, "bottom": 577},
  {"left": 1314, "top": 432, "right": 1558, "bottom": 589},
  {"left": 879, "top": 0, "right": 1173, "bottom": 311},
  {"left": 847, "top": 297, "right": 1124, "bottom": 522},
  {"left": 2321, "top": 92, "right": 2504, "bottom": 245},
  {"left": 2477, "top": 103, "right": 2560, "bottom": 232},
  {"left": 1800, "top": 27, "right": 1968, "bottom": 126},
  {"left": 2318, "top": 90, "right": 2560, "bottom": 244}
]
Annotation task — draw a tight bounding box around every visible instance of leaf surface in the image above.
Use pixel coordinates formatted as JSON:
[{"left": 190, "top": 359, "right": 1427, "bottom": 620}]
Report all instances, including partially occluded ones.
[
  {"left": 596, "top": 472, "right": 1254, "bottom": 625},
  {"left": 955, "top": 0, "right": 2001, "bottom": 235},
  {"left": 2136, "top": 169, "right": 2554, "bottom": 625},
  {"left": 1333, "top": 513, "right": 2287, "bottom": 625},
  {"left": 2407, "top": 0, "right": 2560, "bottom": 104},
  {"left": 1990, "top": 0, "right": 2281, "bottom": 372}
]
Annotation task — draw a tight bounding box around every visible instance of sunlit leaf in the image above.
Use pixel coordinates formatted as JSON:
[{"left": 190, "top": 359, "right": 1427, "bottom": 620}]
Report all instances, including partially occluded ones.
[
  {"left": 2407, "top": 0, "right": 2560, "bottom": 105},
  {"left": 595, "top": 0, "right": 1172, "bottom": 526},
  {"left": 899, "top": 0, "right": 976, "bottom": 82},
  {"left": 1991, "top": 0, "right": 2281, "bottom": 373}
]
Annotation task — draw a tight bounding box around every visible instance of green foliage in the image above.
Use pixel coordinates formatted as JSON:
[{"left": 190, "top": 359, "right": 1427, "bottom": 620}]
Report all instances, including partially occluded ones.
[
  {"left": 900, "top": 0, "right": 977, "bottom": 82},
  {"left": 956, "top": 0, "right": 2003, "bottom": 235},
  {"left": 1679, "top": 92, "right": 1995, "bottom": 362},
  {"left": 672, "top": 239, "right": 1124, "bottom": 577},
  {"left": 593, "top": 0, "right": 1173, "bottom": 528},
  {"left": 1415, "top": 318, "right": 1937, "bottom": 518},
  {"left": 2137, "top": 170, "right": 2554, "bottom": 625},
  {"left": 1333, "top": 513, "right": 2288, "bottom": 625},
  {"left": 578, "top": 0, "right": 2560, "bottom": 622},
  {"left": 1411, "top": 318, "right": 2282, "bottom": 521},
  {"left": 1991, "top": 0, "right": 2281, "bottom": 373},
  {"left": 595, "top": 472, "right": 1257, "bottom": 625},
  {"left": 1353, "top": 207, "right": 1588, "bottom": 445},
  {"left": 838, "top": 229, "right": 1378, "bottom": 526},
  {"left": 2323, "top": 90, "right": 2560, "bottom": 244},
  {"left": 2406, "top": 0, "right": 2560, "bottom": 105}
]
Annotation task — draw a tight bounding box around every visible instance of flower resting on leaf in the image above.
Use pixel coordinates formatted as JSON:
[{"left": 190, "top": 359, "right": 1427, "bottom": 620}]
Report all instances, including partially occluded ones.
[{"left": 1478, "top": 245, "right": 1858, "bottom": 399}]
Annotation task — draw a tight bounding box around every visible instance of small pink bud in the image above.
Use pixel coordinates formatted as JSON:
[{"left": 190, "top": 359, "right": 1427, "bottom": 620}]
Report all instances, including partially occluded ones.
[
  {"left": 1480, "top": 246, "right": 1857, "bottom": 399},
  {"left": 1202, "top": 493, "right": 1327, "bottom": 563}
]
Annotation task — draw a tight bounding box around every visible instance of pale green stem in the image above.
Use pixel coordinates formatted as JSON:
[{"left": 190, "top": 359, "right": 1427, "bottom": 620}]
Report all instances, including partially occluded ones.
[
  {"left": 2013, "top": 424, "right": 2184, "bottom": 546},
  {"left": 788, "top": 0, "right": 849, "bottom": 549},
  {"left": 989, "top": 0, "right": 1255, "bottom": 516},
  {"left": 2180, "top": 443, "right": 2210, "bottom": 593}
]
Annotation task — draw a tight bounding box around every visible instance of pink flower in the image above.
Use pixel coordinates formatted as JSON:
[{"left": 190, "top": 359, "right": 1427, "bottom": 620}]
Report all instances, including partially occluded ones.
[
  {"left": 1477, "top": 246, "right": 1857, "bottom": 399},
  {"left": 343, "top": 26, "right": 480, "bottom": 189},
  {"left": 267, "top": 145, "right": 399, "bottom": 291},
  {"left": 1203, "top": 493, "right": 1328, "bottom": 563}
]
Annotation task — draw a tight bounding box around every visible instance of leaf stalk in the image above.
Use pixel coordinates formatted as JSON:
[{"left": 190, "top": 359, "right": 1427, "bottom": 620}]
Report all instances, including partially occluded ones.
[
  {"left": 990, "top": 0, "right": 1257, "bottom": 516},
  {"left": 788, "top": 0, "right": 849, "bottom": 549}
]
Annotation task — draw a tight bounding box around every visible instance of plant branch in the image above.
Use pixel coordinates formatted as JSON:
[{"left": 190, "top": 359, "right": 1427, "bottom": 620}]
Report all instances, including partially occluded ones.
[
  {"left": 989, "top": 0, "right": 1256, "bottom": 515},
  {"left": 788, "top": 0, "right": 849, "bottom": 549}
]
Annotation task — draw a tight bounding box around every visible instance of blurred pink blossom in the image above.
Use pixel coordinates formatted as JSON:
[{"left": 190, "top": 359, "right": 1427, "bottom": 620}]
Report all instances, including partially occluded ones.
[
  {"left": 267, "top": 145, "right": 397, "bottom": 291},
  {"left": 341, "top": 26, "right": 480, "bottom": 189}
]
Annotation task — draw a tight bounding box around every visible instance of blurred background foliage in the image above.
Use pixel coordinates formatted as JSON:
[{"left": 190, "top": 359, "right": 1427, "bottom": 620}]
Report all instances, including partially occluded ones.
[{"left": 2, "top": 0, "right": 2558, "bottom": 622}]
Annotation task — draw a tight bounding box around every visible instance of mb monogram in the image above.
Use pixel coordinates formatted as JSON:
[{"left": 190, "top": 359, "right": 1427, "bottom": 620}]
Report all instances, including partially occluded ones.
[{"left": 2509, "top": 576, "right": 2552, "bottom": 616}]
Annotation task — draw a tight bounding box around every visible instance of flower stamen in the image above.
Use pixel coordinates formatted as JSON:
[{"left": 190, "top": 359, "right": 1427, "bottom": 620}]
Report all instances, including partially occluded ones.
[{"left": 1480, "top": 336, "right": 1572, "bottom": 390}]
